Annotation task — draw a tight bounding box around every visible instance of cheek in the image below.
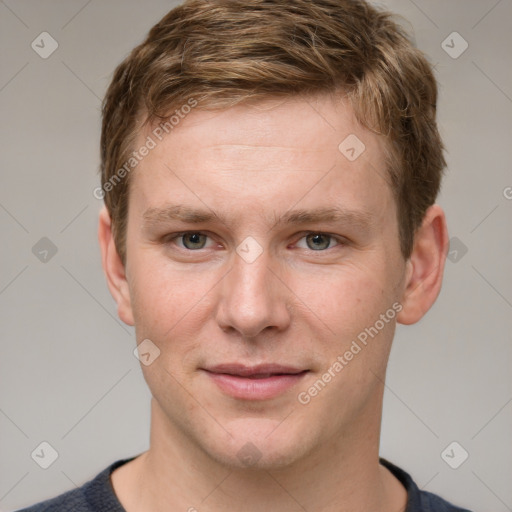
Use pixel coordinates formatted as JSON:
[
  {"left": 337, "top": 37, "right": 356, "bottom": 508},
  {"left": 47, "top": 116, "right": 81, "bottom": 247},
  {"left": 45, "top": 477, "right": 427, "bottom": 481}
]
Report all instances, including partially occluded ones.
[
  {"left": 293, "top": 261, "right": 394, "bottom": 337},
  {"left": 290, "top": 258, "right": 402, "bottom": 390},
  {"left": 129, "top": 252, "right": 204, "bottom": 325},
  {"left": 130, "top": 258, "right": 256, "bottom": 385}
]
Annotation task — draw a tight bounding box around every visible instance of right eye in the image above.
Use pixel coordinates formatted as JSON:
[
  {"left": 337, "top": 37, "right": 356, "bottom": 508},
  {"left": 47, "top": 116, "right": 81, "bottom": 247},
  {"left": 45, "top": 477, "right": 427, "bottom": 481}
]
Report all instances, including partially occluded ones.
[{"left": 167, "top": 232, "right": 215, "bottom": 250}]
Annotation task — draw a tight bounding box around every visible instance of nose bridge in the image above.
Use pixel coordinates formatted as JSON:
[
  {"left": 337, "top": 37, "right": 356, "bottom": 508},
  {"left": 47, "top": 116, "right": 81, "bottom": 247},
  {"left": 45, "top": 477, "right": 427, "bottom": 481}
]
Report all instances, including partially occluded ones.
[{"left": 216, "top": 247, "right": 290, "bottom": 337}]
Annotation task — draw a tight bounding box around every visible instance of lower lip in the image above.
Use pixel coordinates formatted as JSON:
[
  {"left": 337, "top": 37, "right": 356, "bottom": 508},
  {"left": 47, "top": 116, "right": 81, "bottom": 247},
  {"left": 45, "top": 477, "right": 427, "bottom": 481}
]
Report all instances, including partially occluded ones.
[{"left": 204, "top": 371, "right": 308, "bottom": 400}]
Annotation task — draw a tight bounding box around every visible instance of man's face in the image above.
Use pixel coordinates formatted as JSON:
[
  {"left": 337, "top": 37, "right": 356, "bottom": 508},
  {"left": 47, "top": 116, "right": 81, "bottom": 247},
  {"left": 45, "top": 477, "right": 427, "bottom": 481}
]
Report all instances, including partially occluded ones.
[{"left": 122, "top": 95, "right": 409, "bottom": 468}]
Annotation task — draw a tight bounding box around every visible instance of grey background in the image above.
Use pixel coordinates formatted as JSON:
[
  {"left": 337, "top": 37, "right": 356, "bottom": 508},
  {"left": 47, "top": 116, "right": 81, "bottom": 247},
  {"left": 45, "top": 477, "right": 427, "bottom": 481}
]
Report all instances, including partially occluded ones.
[{"left": 1, "top": 0, "right": 511, "bottom": 510}]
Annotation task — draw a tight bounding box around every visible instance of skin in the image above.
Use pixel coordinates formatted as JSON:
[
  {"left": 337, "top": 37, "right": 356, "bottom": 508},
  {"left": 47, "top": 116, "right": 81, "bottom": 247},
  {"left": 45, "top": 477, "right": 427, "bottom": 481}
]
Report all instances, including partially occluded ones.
[{"left": 98, "top": 93, "right": 448, "bottom": 512}]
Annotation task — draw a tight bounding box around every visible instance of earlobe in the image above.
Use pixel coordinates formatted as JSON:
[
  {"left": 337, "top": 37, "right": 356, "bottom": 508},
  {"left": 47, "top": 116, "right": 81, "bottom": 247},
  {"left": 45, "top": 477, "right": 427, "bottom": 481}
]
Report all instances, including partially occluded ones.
[
  {"left": 396, "top": 204, "right": 449, "bottom": 325},
  {"left": 97, "top": 206, "right": 135, "bottom": 326}
]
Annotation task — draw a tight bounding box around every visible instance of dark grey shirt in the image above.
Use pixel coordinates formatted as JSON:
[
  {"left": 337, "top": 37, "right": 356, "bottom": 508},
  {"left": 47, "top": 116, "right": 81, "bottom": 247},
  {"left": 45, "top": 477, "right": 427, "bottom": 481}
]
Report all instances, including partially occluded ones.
[{"left": 17, "top": 457, "right": 474, "bottom": 512}]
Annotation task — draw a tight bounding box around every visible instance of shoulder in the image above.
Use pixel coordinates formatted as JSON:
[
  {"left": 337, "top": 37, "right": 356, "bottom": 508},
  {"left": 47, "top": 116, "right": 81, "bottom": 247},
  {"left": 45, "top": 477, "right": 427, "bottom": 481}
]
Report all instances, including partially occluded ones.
[
  {"left": 15, "top": 486, "right": 89, "bottom": 512},
  {"left": 15, "top": 458, "right": 135, "bottom": 512},
  {"left": 415, "top": 488, "right": 474, "bottom": 512},
  {"left": 380, "top": 458, "right": 474, "bottom": 512}
]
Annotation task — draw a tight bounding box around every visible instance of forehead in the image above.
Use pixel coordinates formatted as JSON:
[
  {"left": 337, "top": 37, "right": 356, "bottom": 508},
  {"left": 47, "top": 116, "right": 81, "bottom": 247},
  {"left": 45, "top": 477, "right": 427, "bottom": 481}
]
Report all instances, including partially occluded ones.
[
  {"left": 144, "top": 94, "right": 386, "bottom": 165},
  {"left": 129, "top": 94, "right": 393, "bottom": 221}
]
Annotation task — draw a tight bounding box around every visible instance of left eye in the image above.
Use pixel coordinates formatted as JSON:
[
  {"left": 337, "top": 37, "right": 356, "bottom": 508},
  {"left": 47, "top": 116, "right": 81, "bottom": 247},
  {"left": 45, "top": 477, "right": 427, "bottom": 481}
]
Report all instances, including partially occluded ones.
[{"left": 296, "top": 233, "right": 341, "bottom": 251}]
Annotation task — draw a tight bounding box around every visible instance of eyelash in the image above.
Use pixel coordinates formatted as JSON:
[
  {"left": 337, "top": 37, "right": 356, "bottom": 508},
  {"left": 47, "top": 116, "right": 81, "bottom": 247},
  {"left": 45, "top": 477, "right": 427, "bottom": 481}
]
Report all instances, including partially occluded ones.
[{"left": 165, "top": 231, "right": 346, "bottom": 252}]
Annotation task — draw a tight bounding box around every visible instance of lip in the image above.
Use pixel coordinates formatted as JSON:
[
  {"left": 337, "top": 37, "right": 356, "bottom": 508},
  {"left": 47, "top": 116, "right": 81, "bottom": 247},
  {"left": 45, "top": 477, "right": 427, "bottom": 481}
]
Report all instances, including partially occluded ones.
[{"left": 202, "top": 363, "right": 309, "bottom": 400}]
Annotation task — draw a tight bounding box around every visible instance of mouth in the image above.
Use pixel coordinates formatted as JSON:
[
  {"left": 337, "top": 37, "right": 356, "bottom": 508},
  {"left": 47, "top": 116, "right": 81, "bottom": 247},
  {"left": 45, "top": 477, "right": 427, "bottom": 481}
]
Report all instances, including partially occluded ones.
[{"left": 201, "top": 364, "right": 309, "bottom": 400}]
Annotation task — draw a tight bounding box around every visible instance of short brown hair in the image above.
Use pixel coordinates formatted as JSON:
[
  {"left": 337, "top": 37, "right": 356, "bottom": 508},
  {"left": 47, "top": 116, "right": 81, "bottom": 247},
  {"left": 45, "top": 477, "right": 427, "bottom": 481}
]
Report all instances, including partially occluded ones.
[{"left": 100, "top": 0, "right": 446, "bottom": 264}]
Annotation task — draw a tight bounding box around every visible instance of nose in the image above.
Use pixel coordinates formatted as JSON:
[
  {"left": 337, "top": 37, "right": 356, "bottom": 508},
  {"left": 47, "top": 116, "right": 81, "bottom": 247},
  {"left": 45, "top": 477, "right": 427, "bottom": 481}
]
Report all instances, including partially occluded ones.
[{"left": 215, "top": 248, "right": 291, "bottom": 339}]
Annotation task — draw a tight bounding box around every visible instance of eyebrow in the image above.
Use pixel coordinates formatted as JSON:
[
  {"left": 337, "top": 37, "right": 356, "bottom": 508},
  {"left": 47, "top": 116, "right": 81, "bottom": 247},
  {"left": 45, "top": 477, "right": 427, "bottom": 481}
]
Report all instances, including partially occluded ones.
[{"left": 142, "top": 204, "right": 374, "bottom": 230}]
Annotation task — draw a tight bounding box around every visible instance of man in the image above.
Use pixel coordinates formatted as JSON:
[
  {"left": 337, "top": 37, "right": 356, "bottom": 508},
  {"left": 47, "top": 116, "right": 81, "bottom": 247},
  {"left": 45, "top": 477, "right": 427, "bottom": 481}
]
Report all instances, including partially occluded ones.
[{"left": 19, "top": 0, "right": 473, "bottom": 510}]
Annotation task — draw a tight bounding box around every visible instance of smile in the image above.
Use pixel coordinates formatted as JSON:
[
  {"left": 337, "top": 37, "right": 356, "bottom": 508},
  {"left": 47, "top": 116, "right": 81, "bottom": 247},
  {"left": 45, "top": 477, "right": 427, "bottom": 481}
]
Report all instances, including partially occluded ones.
[{"left": 202, "top": 364, "right": 309, "bottom": 400}]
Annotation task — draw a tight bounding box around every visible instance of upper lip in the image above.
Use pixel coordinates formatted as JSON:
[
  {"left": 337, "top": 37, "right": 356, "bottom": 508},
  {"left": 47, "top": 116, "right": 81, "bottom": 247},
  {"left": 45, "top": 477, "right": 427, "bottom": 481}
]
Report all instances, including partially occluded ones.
[{"left": 203, "top": 363, "right": 307, "bottom": 377}]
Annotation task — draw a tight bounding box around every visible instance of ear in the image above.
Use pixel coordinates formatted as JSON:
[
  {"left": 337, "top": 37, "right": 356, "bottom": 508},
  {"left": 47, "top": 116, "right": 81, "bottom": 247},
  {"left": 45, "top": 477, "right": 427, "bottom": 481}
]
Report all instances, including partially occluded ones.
[
  {"left": 97, "top": 206, "right": 134, "bottom": 326},
  {"left": 397, "top": 204, "right": 449, "bottom": 325}
]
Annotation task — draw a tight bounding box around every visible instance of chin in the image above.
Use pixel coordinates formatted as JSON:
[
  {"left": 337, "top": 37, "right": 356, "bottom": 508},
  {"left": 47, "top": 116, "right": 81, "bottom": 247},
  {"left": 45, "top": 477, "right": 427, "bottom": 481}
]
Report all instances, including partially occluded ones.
[{"left": 203, "top": 416, "right": 314, "bottom": 470}]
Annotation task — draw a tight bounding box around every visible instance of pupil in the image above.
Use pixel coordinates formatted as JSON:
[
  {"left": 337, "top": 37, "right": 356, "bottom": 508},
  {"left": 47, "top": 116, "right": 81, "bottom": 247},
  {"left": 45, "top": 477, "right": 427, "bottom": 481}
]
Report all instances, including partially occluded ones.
[
  {"left": 308, "top": 234, "right": 329, "bottom": 250},
  {"left": 185, "top": 233, "right": 204, "bottom": 249}
]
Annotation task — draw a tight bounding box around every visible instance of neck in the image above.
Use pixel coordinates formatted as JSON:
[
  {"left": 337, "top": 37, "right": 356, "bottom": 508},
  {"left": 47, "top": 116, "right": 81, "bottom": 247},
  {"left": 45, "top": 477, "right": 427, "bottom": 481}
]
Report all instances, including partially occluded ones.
[{"left": 111, "top": 396, "right": 407, "bottom": 512}]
